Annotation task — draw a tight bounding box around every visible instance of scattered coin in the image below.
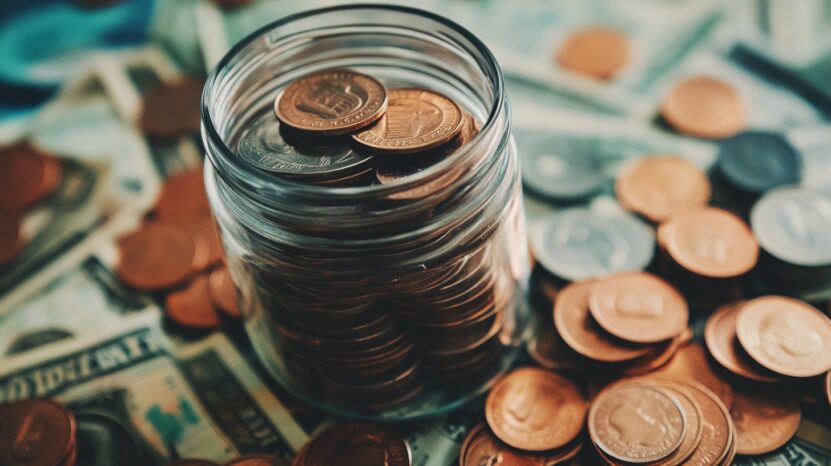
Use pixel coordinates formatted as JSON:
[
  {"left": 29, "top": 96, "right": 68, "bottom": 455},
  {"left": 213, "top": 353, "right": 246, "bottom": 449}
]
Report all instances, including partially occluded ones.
[
  {"left": 520, "top": 146, "right": 604, "bottom": 201},
  {"left": 163, "top": 216, "right": 223, "bottom": 274},
  {"left": 116, "top": 223, "right": 196, "bottom": 291},
  {"left": 165, "top": 275, "right": 222, "bottom": 330},
  {"left": 730, "top": 388, "right": 801, "bottom": 455},
  {"left": 209, "top": 266, "right": 240, "bottom": 318},
  {"left": 0, "top": 399, "right": 76, "bottom": 466},
  {"left": 704, "top": 301, "right": 781, "bottom": 383},
  {"left": 717, "top": 131, "right": 801, "bottom": 194},
  {"left": 459, "top": 423, "right": 581, "bottom": 466},
  {"left": 669, "top": 378, "right": 734, "bottom": 466},
  {"left": 0, "top": 143, "right": 62, "bottom": 213},
  {"left": 645, "top": 380, "right": 704, "bottom": 466},
  {"left": 154, "top": 168, "right": 212, "bottom": 219},
  {"left": 654, "top": 343, "right": 734, "bottom": 408},
  {"left": 224, "top": 454, "right": 289, "bottom": 465},
  {"left": 140, "top": 78, "right": 204, "bottom": 140},
  {"left": 556, "top": 26, "right": 629, "bottom": 80},
  {"left": 0, "top": 214, "right": 23, "bottom": 266},
  {"left": 296, "top": 423, "right": 411, "bottom": 466},
  {"left": 660, "top": 76, "right": 745, "bottom": 139}
]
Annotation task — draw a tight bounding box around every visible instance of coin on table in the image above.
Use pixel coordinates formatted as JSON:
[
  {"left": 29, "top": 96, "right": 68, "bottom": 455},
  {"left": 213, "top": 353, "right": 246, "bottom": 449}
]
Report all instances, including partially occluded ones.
[
  {"left": 659, "top": 207, "right": 758, "bottom": 278},
  {"left": 519, "top": 142, "right": 604, "bottom": 201},
  {"left": 275, "top": 69, "right": 387, "bottom": 135},
  {"left": 0, "top": 214, "right": 23, "bottom": 266},
  {"left": 735, "top": 295, "right": 831, "bottom": 377},
  {"left": 666, "top": 379, "right": 733, "bottom": 466},
  {"left": 298, "top": 423, "right": 411, "bottom": 466},
  {"left": 155, "top": 168, "right": 212, "bottom": 220},
  {"left": 459, "top": 423, "right": 540, "bottom": 466},
  {"left": 485, "top": 367, "right": 586, "bottom": 451},
  {"left": 140, "top": 78, "right": 204, "bottom": 140},
  {"left": 224, "top": 454, "right": 289, "bottom": 466},
  {"left": 162, "top": 216, "right": 223, "bottom": 274},
  {"left": 717, "top": 131, "right": 801, "bottom": 194},
  {"left": 588, "top": 272, "right": 688, "bottom": 344},
  {"left": 615, "top": 155, "right": 710, "bottom": 222},
  {"left": 660, "top": 76, "right": 745, "bottom": 140},
  {"left": 640, "top": 380, "right": 704, "bottom": 466},
  {"left": 165, "top": 275, "right": 222, "bottom": 329},
  {"left": 0, "top": 399, "right": 76, "bottom": 466},
  {"left": 353, "top": 88, "right": 463, "bottom": 154},
  {"left": 0, "top": 143, "right": 62, "bottom": 212},
  {"left": 730, "top": 388, "right": 801, "bottom": 455},
  {"left": 556, "top": 26, "right": 629, "bottom": 80},
  {"left": 116, "top": 223, "right": 196, "bottom": 291},
  {"left": 704, "top": 301, "right": 781, "bottom": 383},
  {"left": 654, "top": 343, "right": 733, "bottom": 408},
  {"left": 209, "top": 266, "right": 241, "bottom": 319}
]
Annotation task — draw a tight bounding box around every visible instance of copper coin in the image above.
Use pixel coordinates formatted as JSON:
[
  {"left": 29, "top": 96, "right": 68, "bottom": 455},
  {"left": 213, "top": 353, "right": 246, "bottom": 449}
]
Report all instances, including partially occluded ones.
[
  {"left": 659, "top": 207, "right": 758, "bottom": 278},
  {"left": 0, "top": 214, "right": 23, "bottom": 266},
  {"left": 224, "top": 454, "right": 288, "bottom": 466},
  {"left": 0, "top": 399, "right": 76, "bottom": 466},
  {"left": 654, "top": 343, "right": 733, "bottom": 408},
  {"left": 139, "top": 78, "right": 204, "bottom": 139},
  {"left": 116, "top": 223, "right": 196, "bottom": 291},
  {"left": 209, "top": 267, "right": 240, "bottom": 319},
  {"left": 553, "top": 281, "right": 652, "bottom": 363},
  {"left": 704, "top": 302, "right": 781, "bottom": 383},
  {"left": 619, "top": 329, "right": 691, "bottom": 377},
  {"left": 588, "top": 384, "right": 686, "bottom": 463},
  {"left": 665, "top": 378, "right": 733, "bottom": 466},
  {"left": 154, "top": 168, "right": 211, "bottom": 220},
  {"left": 526, "top": 322, "right": 578, "bottom": 371},
  {"left": 556, "top": 26, "right": 629, "bottom": 80},
  {"left": 163, "top": 216, "right": 223, "bottom": 273},
  {"left": 0, "top": 144, "right": 61, "bottom": 212},
  {"left": 485, "top": 367, "right": 586, "bottom": 451},
  {"left": 588, "top": 272, "right": 688, "bottom": 344},
  {"left": 660, "top": 76, "right": 745, "bottom": 139},
  {"left": 275, "top": 69, "right": 387, "bottom": 135},
  {"left": 353, "top": 88, "right": 463, "bottom": 154},
  {"left": 735, "top": 295, "right": 831, "bottom": 377},
  {"left": 615, "top": 155, "right": 710, "bottom": 222},
  {"left": 459, "top": 423, "right": 540, "bottom": 466},
  {"left": 165, "top": 275, "right": 222, "bottom": 329},
  {"left": 300, "top": 423, "right": 411, "bottom": 466},
  {"left": 165, "top": 461, "right": 220, "bottom": 466},
  {"left": 730, "top": 388, "right": 801, "bottom": 455}
]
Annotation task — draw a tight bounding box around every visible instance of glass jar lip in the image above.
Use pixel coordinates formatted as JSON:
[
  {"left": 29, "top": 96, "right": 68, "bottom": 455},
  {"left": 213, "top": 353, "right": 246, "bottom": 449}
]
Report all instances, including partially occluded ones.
[{"left": 201, "top": 3, "right": 507, "bottom": 199}]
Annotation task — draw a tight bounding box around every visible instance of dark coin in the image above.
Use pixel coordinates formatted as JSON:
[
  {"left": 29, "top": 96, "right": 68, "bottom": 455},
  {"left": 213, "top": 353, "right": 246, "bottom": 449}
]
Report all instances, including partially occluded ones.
[
  {"left": 521, "top": 147, "right": 604, "bottom": 200},
  {"left": 139, "top": 78, "right": 204, "bottom": 140},
  {"left": 116, "top": 223, "right": 196, "bottom": 291},
  {"left": 299, "top": 423, "right": 411, "bottom": 466},
  {"left": 0, "top": 399, "right": 76, "bottom": 466},
  {"left": 223, "top": 454, "right": 289, "bottom": 466},
  {"left": 717, "top": 131, "right": 801, "bottom": 194},
  {"left": 0, "top": 143, "right": 62, "bottom": 213},
  {"left": 154, "top": 168, "right": 211, "bottom": 220}
]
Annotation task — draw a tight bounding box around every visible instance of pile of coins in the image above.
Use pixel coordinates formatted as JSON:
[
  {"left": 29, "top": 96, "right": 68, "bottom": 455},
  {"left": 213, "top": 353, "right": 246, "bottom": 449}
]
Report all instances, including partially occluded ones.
[
  {"left": 291, "top": 423, "right": 411, "bottom": 466},
  {"left": 0, "top": 399, "right": 78, "bottom": 466}
]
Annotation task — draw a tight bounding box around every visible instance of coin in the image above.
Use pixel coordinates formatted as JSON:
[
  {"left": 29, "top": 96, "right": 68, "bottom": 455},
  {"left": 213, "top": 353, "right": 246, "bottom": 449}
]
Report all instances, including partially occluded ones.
[
  {"left": 660, "top": 76, "right": 745, "bottom": 139},
  {"left": 209, "top": 267, "right": 240, "bottom": 319},
  {"left": 643, "top": 381, "right": 704, "bottom": 466},
  {"left": 0, "top": 143, "right": 62, "bottom": 213},
  {"left": 704, "top": 302, "right": 781, "bottom": 383},
  {"left": 459, "top": 423, "right": 579, "bottom": 466},
  {"left": 717, "top": 131, "right": 801, "bottom": 194},
  {"left": 615, "top": 155, "right": 710, "bottom": 222},
  {"left": 526, "top": 323, "right": 579, "bottom": 371},
  {"left": 163, "top": 216, "right": 223, "bottom": 274},
  {"left": 275, "top": 69, "right": 387, "bottom": 135},
  {"left": 669, "top": 379, "right": 733, "bottom": 466},
  {"left": 659, "top": 207, "right": 758, "bottom": 278},
  {"left": 299, "top": 423, "right": 411, "bottom": 466},
  {"left": 140, "top": 78, "right": 204, "bottom": 139},
  {"left": 735, "top": 295, "right": 831, "bottom": 377},
  {"left": 0, "top": 399, "right": 76, "bottom": 466},
  {"left": 0, "top": 214, "right": 23, "bottom": 266},
  {"left": 520, "top": 144, "right": 604, "bottom": 201},
  {"left": 553, "top": 280, "right": 652, "bottom": 363},
  {"left": 588, "top": 272, "right": 688, "bottom": 344},
  {"left": 116, "top": 223, "right": 196, "bottom": 291},
  {"left": 224, "top": 454, "right": 289, "bottom": 465},
  {"left": 155, "top": 168, "right": 212, "bottom": 220},
  {"left": 654, "top": 343, "right": 734, "bottom": 408},
  {"left": 556, "top": 26, "right": 629, "bottom": 80},
  {"left": 588, "top": 384, "right": 686, "bottom": 463},
  {"left": 353, "top": 88, "right": 463, "bottom": 154},
  {"left": 485, "top": 367, "right": 586, "bottom": 451},
  {"left": 165, "top": 461, "right": 220, "bottom": 466},
  {"left": 165, "top": 275, "right": 222, "bottom": 329},
  {"left": 730, "top": 388, "right": 801, "bottom": 455}
]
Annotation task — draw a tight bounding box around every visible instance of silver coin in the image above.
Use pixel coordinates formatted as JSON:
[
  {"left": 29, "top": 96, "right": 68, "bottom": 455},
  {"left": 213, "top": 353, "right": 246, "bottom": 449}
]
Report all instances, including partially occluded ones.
[
  {"left": 236, "top": 110, "right": 373, "bottom": 178},
  {"left": 519, "top": 140, "right": 604, "bottom": 200},
  {"left": 751, "top": 186, "right": 831, "bottom": 266},
  {"left": 530, "top": 208, "right": 655, "bottom": 281}
]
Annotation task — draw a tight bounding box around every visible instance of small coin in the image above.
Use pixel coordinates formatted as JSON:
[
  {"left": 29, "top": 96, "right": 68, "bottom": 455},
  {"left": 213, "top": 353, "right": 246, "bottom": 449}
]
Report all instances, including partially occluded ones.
[
  {"left": 0, "top": 399, "right": 76, "bottom": 466},
  {"left": 556, "top": 26, "right": 629, "bottom": 80},
  {"left": 116, "top": 223, "right": 196, "bottom": 291},
  {"left": 730, "top": 388, "right": 801, "bottom": 455},
  {"left": 659, "top": 207, "right": 758, "bottom": 278},
  {"left": 0, "top": 143, "right": 61, "bottom": 213},
  {"left": 717, "top": 131, "right": 801, "bottom": 194},
  {"left": 224, "top": 454, "right": 289, "bottom": 466},
  {"left": 275, "top": 69, "right": 387, "bottom": 135},
  {"left": 704, "top": 302, "right": 781, "bottom": 383},
  {"left": 140, "top": 78, "right": 204, "bottom": 139},
  {"left": 735, "top": 295, "right": 831, "bottom": 377},
  {"left": 155, "top": 168, "right": 212, "bottom": 220},
  {"left": 165, "top": 275, "right": 222, "bottom": 330},
  {"left": 299, "top": 423, "right": 411, "bottom": 466},
  {"left": 209, "top": 267, "right": 240, "bottom": 319},
  {"left": 459, "top": 423, "right": 539, "bottom": 466},
  {"left": 353, "top": 88, "right": 463, "bottom": 154},
  {"left": 485, "top": 367, "right": 586, "bottom": 451},
  {"left": 654, "top": 343, "right": 734, "bottom": 408},
  {"left": 660, "top": 76, "right": 745, "bottom": 139},
  {"left": 588, "top": 272, "right": 688, "bottom": 344},
  {"left": 520, "top": 144, "right": 604, "bottom": 201},
  {"left": 615, "top": 155, "right": 710, "bottom": 222},
  {"left": 0, "top": 214, "right": 23, "bottom": 266}
]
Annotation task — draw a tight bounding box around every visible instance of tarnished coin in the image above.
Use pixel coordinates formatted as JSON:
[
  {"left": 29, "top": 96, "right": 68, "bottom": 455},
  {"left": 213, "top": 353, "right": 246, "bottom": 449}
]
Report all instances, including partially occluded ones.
[
  {"left": 275, "top": 69, "right": 387, "bottom": 135},
  {"left": 299, "top": 423, "right": 411, "bottom": 466},
  {"left": 588, "top": 384, "right": 686, "bottom": 463},
  {"left": 556, "top": 26, "right": 629, "bottom": 80},
  {"left": 654, "top": 343, "right": 734, "bottom": 408},
  {"left": 0, "top": 214, "right": 23, "bottom": 266},
  {"left": 519, "top": 141, "right": 604, "bottom": 201},
  {"left": 224, "top": 454, "right": 288, "bottom": 466},
  {"left": 659, "top": 207, "right": 758, "bottom": 278},
  {"left": 717, "top": 132, "right": 801, "bottom": 194},
  {"left": 209, "top": 266, "right": 240, "bottom": 319},
  {"left": 353, "top": 88, "right": 463, "bottom": 154},
  {"left": 735, "top": 295, "right": 831, "bottom": 377},
  {"left": 730, "top": 388, "right": 801, "bottom": 455},
  {"left": 165, "top": 275, "right": 222, "bottom": 330},
  {"left": 0, "top": 143, "right": 62, "bottom": 213},
  {"left": 0, "top": 399, "right": 76, "bottom": 466},
  {"left": 116, "top": 223, "right": 196, "bottom": 291},
  {"left": 588, "top": 272, "right": 688, "bottom": 344},
  {"left": 140, "top": 78, "right": 204, "bottom": 139},
  {"left": 660, "top": 76, "right": 745, "bottom": 140},
  {"left": 485, "top": 367, "right": 586, "bottom": 451},
  {"left": 553, "top": 281, "right": 651, "bottom": 363},
  {"left": 526, "top": 322, "right": 579, "bottom": 371},
  {"left": 704, "top": 302, "right": 781, "bottom": 383},
  {"left": 615, "top": 155, "right": 710, "bottom": 222},
  {"left": 155, "top": 169, "right": 212, "bottom": 220},
  {"left": 751, "top": 187, "right": 831, "bottom": 267}
]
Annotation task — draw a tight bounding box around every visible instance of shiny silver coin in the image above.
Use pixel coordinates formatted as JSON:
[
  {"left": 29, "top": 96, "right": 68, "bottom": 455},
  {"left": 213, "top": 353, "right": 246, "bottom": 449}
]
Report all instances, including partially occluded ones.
[{"left": 517, "top": 131, "right": 605, "bottom": 200}]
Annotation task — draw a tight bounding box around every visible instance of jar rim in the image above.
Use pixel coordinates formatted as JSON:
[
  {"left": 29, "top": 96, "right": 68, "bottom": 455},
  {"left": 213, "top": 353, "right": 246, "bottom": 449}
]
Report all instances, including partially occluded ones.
[{"left": 201, "top": 3, "right": 507, "bottom": 199}]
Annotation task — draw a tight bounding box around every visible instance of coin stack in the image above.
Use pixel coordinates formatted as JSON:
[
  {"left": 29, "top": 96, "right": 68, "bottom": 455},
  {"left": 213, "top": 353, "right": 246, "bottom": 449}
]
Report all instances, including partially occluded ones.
[{"left": 0, "top": 399, "right": 78, "bottom": 466}]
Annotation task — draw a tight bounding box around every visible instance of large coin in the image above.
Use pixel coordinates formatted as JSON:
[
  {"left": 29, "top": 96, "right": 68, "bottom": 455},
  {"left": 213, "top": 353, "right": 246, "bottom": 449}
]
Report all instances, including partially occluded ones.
[
  {"left": 299, "top": 423, "right": 411, "bottom": 466},
  {"left": 730, "top": 388, "right": 801, "bottom": 455},
  {"left": 274, "top": 69, "right": 387, "bottom": 135},
  {"left": 519, "top": 141, "right": 604, "bottom": 201},
  {"left": 717, "top": 131, "right": 801, "bottom": 194},
  {"left": 660, "top": 76, "right": 745, "bottom": 140},
  {"left": 0, "top": 214, "right": 23, "bottom": 266},
  {"left": 0, "top": 400, "right": 76, "bottom": 466},
  {"left": 704, "top": 302, "right": 781, "bottom": 383},
  {"left": 556, "top": 26, "right": 629, "bottom": 80},
  {"left": 115, "top": 223, "right": 196, "bottom": 291}
]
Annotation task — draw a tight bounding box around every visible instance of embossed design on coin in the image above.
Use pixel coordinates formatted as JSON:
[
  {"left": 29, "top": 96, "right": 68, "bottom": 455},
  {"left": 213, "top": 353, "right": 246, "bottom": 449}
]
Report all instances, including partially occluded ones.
[
  {"left": 730, "top": 389, "right": 801, "bottom": 455},
  {"left": 459, "top": 423, "right": 542, "bottom": 466},
  {"left": 668, "top": 379, "right": 733, "bottom": 466},
  {"left": 660, "top": 76, "right": 745, "bottom": 139},
  {"left": 0, "top": 399, "right": 76, "bottom": 466},
  {"left": 705, "top": 302, "right": 781, "bottom": 383},
  {"left": 301, "top": 423, "right": 411, "bottom": 466},
  {"left": 556, "top": 26, "right": 629, "bottom": 80}
]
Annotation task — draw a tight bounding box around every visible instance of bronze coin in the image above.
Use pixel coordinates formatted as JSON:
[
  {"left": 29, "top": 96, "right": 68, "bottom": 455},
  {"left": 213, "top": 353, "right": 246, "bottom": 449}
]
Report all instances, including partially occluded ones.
[
  {"left": 654, "top": 343, "right": 733, "bottom": 408},
  {"left": 139, "top": 78, "right": 204, "bottom": 140},
  {"left": 275, "top": 69, "right": 387, "bottom": 135},
  {"left": 588, "top": 272, "right": 688, "bottom": 344},
  {"left": 0, "top": 143, "right": 61, "bottom": 213},
  {"left": 300, "top": 423, "right": 411, "bottom": 466},
  {"left": 209, "top": 267, "right": 240, "bottom": 319},
  {"left": 704, "top": 301, "right": 781, "bottom": 383},
  {"left": 353, "top": 88, "right": 463, "bottom": 154},
  {"left": 0, "top": 214, "right": 23, "bottom": 266},
  {"left": 485, "top": 367, "right": 586, "bottom": 452},
  {"left": 661, "top": 378, "right": 733, "bottom": 466},
  {"left": 526, "top": 323, "right": 578, "bottom": 371},
  {"left": 736, "top": 295, "right": 831, "bottom": 377},
  {"left": 223, "top": 454, "right": 288, "bottom": 466},
  {"left": 165, "top": 275, "right": 222, "bottom": 330},
  {"left": 615, "top": 155, "right": 710, "bottom": 222},
  {"left": 155, "top": 168, "right": 211, "bottom": 220},
  {"left": 165, "top": 461, "right": 220, "bottom": 466},
  {"left": 730, "top": 388, "right": 801, "bottom": 455},
  {"left": 660, "top": 76, "right": 745, "bottom": 139},
  {"left": 619, "top": 329, "right": 691, "bottom": 377},
  {"left": 556, "top": 26, "right": 629, "bottom": 80},
  {"left": 459, "top": 423, "right": 551, "bottom": 466},
  {"left": 659, "top": 207, "right": 758, "bottom": 278},
  {"left": 116, "top": 223, "right": 196, "bottom": 291},
  {"left": 0, "top": 399, "right": 76, "bottom": 466},
  {"left": 553, "top": 280, "right": 652, "bottom": 363},
  {"left": 163, "top": 216, "right": 223, "bottom": 274}
]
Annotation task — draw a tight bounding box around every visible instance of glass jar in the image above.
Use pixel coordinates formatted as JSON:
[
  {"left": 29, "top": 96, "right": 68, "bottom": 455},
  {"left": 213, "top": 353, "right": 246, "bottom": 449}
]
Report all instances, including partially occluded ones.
[{"left": 201, "top": 4, "right": 528, "bottom": 420}]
